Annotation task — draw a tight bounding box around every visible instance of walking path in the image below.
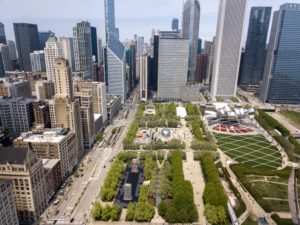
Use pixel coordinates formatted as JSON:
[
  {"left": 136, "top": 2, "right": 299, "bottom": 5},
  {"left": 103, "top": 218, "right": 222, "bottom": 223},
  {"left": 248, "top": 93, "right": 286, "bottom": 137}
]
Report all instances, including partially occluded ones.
[{"left": 288, "top": 168, "right": 300, "bottom": 225}]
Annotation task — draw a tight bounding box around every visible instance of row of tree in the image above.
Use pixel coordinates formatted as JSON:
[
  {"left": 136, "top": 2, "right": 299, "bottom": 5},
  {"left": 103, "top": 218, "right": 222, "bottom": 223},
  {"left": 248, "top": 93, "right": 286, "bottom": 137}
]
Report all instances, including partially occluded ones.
[
  {"left": 100, "top": 159, "right": 125, "bottom": 201},
  {"left": 200, "top": 152, "right": 228, "bottom": 225},
  {"left": 158, "top": 150, "right": 198, "bottom": 223},
  {"left": 92, "top": 202, "right": 121, "bottom": 221},
  {"left": 125, "top": 185, "right": 155, "bottom": 222},
  {"left": 143, "top": 139, "right": 186, "bottom": 150},
  {"left": 191, "top": 139, "right": 218, "bottom": 151}
]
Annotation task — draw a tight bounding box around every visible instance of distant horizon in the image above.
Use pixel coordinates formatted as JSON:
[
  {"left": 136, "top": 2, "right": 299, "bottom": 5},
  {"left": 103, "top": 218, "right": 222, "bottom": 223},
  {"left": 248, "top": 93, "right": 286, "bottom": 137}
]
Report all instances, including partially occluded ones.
[{"left": 1, "top": 0, "right": 299, "bottom": 45}]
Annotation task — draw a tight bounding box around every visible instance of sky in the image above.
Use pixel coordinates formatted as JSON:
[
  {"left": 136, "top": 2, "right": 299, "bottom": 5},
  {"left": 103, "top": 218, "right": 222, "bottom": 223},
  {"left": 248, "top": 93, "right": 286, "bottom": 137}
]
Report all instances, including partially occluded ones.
[{"left": 1, "top": 0, "right": 299, "bottom": 45}]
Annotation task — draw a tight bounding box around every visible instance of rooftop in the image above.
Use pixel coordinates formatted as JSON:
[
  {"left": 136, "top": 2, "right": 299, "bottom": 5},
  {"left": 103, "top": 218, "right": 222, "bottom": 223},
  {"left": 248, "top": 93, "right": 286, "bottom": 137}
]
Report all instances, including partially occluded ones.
[
  {"left": 0, "top": 147, "right": 28, "bottom": 165},
  {"left": 17, "top": 128, "right": 70, "bottom": 143}
]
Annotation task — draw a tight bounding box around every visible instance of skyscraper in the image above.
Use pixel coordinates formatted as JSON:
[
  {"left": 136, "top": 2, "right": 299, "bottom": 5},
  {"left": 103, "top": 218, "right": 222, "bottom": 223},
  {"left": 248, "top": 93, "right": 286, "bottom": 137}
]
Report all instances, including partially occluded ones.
[
  {"left": 157, "top": 31, "right": 189, "bottom": 101},
  {"left": 104, "top": 33, "right": 127, "bottom": 102},
  {"left": 136, "top": 36, "right": 144, "bottom": 58},
  {"left": 97, "top": 38, "right": 103, "bottom": 63},
  {"left": 0, "top": 23, "right": 6, "bottom": 44},
  {"left": 172, "top": 18, "right": 179, "bottom": 31},
  {"left": 38, "top": 30, "right": 55, "bottom": 50},
  {"left": 211, "top": 0, "right": 247, "bottom": 97},
  {"left": 14, "top": 23, "right": 39, "bottom": 71},
  {"left": 73, "top": 21, "right": 93, "bottom": 80},
  {"left": 91, "top": 27, "right": 98, "bottom": 62},
  {"left": 260, "top": 4, "right": 300, "bottom": 104},
  {"left": 45, "top": 35, "right": 61, "bottom": 81},
  {"left": 0, "top": 52, "right": 5, "bottom": 77},
  {"left": 30, "top": 50, "right": 46, "bottom": 73},
  {"left": 0, "top": 44, "right": 12, "bottom": 71},
  {"left": 139, "top": 54, "right": 149, "bottom": 101},
  {"left": 104, "top": 0, "right": 119, "bottom": 43},
  {"left": 7, "top": 41, "right": 17, "bottom": 61},
  {"left": 240, "top": 7, "right": 271, "bottom": 92},
  {"left": 59, "top": 37, "right": 75, "bottom": 72},
  {"left": 182, "top": 0, "right": 201, "bottom": 81}
]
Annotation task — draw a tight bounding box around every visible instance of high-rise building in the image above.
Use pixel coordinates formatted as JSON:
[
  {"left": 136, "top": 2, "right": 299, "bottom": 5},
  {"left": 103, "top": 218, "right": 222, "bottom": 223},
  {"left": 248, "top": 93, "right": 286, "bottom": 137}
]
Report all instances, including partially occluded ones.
[
  {"left": 136, "top": 36, "right": 144, "bottom": 58},
  {"left": 13, "top": 23, "right": 39, "bottom": 71},
  {"left": 195, "top": 53, "right": 208, "bottom": 83},
  {"left": 45, "top": 35, "right": 62, "bottom": 81},
  {"left": 211, "top": 0, "right": 247, "bottom": 97},
  {"left": 0, "top": 52, "right": 5, "bottom": 77},
  {"left": 240, "top": 7, "right": 271, "bottom": 92},
  {"left": 104, "top": 33, "right": 127, "bottom": 103},
  {"left": 260, "top": 4, "right": 300, "bottom": 104},
  {"left": 7, "top": 40, "right": 17, "bottom": 61},
  {"left": 74, "top": 80, "right": 108, "bottom": 123},
  {"left": 204, "top": 39, "right": 215, "bottom": 84},
  {"left": 157, "top": 31, "right": 189, "bottom": 100},
  {"left": 49, "top": 58, "right": 84, "bottom": 160},
  {"left": 73, "top": 21, "right": 93, "bottom": 80},
  {"left": 0, "top": 44, "right": 12, "bottom": 71},
  {"left": 104, "top": 0, "right": 119, "bottom": 43},
  {"left": 30, "top": 50, "right": 46, "bottom": 73},
  {"left": 0, "top": 180, "right": 19, "bottom": 225},
  {"left": 149, "top": 35, "right": 159, "bottom": 91},
  {"left": 32, "top": 100, "right": 51, "bottom": 128},
  {"left": 126, "top": 42, "right": 137, "bottom": 93},
  {"left": 172, "top": 18, "right": 179, "bottom": 31},
  {"left": 197, "top": 38, "right": 202, "bottom": 55},
  {"left": 74, "top": 90, "right": 95, "bottom": 149},
  {"left": 182, "top": 0, "right": 201, "bottom": 81},
  {"left": 91, "top": 27, "right": 98, "bottom": 62},
  {"left": 0, "top": 78, "right": 32, "bottom": 98},
  {"left": 59, "top": 37, "right": 75, "bottom": 72},
  {"left": 14, "top": 128, "right": 77, "bottom": 179},
  {"left": 0, "top": 147, "right": 47, "bottom": 224},
  {"left": 139, "top": 54, "right": 149, "bottom": 101},
  {"left": 97, "top": 38, "right": 103, "bottom": 63},
  {"left": 39, "top": 30, "right": 55, "bottom": 50},
  {"left": 35, "top": 80, "right": 55, "bottom": 100},
  {"left": 0, "top": 22, "right": 6, "bottom": 44}
]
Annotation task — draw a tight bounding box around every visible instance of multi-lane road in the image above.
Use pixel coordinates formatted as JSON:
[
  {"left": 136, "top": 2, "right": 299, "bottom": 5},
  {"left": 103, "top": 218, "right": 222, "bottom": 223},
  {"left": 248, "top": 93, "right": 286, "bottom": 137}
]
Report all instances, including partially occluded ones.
[{"left": 42, "top": 90, "right": 138, "bottom": 225}]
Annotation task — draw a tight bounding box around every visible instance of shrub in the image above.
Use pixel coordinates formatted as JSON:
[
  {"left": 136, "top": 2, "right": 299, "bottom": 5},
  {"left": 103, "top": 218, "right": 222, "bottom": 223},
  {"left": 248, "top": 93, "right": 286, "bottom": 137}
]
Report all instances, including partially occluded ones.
[
  {"left": 271, "top": 214, "right": 293, "bottom": 225},
  {"left": 134, "top": 185, "right": 155, "bottom": 222},
  {"left": 205, "top": 204, "right": 227, "bottom": 225},
  {"left": 110, "top": 205, "right": 121, "bottom": 221},
  {"left": 125, "top": 203, "right": 135, "bottom": 221},
  {"left": 191, "top": 139, "right": 217, "bottom": 151},
  {"left": 91, "top": 202, "right": 102, "bottom": 220}
]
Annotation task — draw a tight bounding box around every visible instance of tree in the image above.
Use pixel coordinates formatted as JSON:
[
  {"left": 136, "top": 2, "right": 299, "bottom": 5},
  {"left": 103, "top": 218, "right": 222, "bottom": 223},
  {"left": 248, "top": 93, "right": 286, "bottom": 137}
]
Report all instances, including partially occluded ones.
[
  {"left": 101, "top": 205, "right": 111, "bottom": 221},
  {"left": 158, "top": 201, "right": 168, "bottom": 217},
  {"left": 110, "top": 204, "right": 121, "bottom": 221},
  {"left": 125, "top": 203, "right": 135, "bottom": 221},
  {"left": 205, "top": 204, "right": 227, "bottom": 225},
  {"left": 134, "top": 202, "right": 155, "bottom": 222},
  {"left": 91, "top": 202, "right": 102, "bottom": 220}
]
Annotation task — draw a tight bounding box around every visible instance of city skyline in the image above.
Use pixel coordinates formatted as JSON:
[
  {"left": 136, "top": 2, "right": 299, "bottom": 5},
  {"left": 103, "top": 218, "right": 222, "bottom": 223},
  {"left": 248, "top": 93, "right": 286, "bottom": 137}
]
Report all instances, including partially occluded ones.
[{"left": 1, "top": 0, "right": 300, "bottom": 43}]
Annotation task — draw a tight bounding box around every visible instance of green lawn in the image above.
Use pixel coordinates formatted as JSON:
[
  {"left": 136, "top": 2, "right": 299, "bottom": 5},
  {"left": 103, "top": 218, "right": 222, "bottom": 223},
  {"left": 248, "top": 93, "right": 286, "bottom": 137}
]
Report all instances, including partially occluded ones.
[
  {"left": 214, "top": 133, "right": 282, "bottom": 169},
  {"left": 279, "top": 110, "right": 300, "bottom": 130}
]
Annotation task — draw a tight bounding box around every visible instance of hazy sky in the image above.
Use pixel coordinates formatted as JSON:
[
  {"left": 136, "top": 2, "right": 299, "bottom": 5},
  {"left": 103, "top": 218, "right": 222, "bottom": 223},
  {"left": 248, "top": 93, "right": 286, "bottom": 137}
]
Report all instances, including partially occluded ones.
[{"left": 1, "top": 0, "right": 299, "bottom": 44}]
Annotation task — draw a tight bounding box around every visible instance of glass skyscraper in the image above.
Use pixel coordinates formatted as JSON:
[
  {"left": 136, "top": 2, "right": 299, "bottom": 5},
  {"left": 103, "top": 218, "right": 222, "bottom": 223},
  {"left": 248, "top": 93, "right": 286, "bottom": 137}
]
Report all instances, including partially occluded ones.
[
  {"left": 38, "top": 30, "right": 55, "bottom": 50},
  {"left": 172, "top": 18, "right": 179, "bottom": 31},
  {"left": 182, "top": 0, "right": 201, "bottom": 81},
  {"left": 104, "top": 0, "right": 119, "bottom": 43},
  {"left": 240, "top": 7, "right": 271, "bottom": 91},
  {"left": 91, "top": 27, "right": 98, "bottom": 62},
  {"left": 260, "top": 4, "right": 300, "bottom": 104},
  {"left": 0, "top": 23, "right": 6, "bottom": 44},
  {"left": 14, "top": 23, "right": 40, "bottom": 71}
]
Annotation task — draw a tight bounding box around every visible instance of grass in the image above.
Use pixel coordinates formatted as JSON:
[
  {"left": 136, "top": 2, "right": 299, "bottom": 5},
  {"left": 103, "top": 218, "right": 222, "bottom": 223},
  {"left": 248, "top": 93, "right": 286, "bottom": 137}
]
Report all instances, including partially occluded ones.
[
  {"left": 279, "top": 110, "right": 300, "bottom": 130},
  {"left": 214, "top": 133, "right": 282, "bottom": 170},
  {"left": 242, "top": 217, "right": 258, "bottom": 225}
]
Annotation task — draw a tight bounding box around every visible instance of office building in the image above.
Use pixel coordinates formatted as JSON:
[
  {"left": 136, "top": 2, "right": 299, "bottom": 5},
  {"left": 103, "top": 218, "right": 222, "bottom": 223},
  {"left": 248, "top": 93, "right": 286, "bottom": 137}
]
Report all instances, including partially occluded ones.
[
  {"left": 260, "top": 4, "right": 300, "bottom": 104},
  {"left": 172, "top": 18, "right": 179, "bottom": 31},
  {"left": 204, "top": 39, "right": 215, "bottom": 84},
  {"left": 42, "top": 159, "right": 62, "bottom": 200},
  {"left": 139, "top": 54, "right": 149, "bottom": 101},
  {"left": 39, "top": 31, "right": 55, "bottom": 50},
  {"left": 105, "top": 33, "right": 127, "bottom": 103},
  {"left": 0, "top": 23, "right": 6, "bottom": 44},
  {"left": 149, "top": 35, "right": 159, "bottom": 91},
  {"left": 0, "top": 44, "right": 12, "bottom": 71},
  {"left": 0, "top": 180, "right": 19, "bottom": 225},
  {"left": 45, "top": 35, "right": 61, "bottom": 81},
  {"left": 91, "top": 27, "right": 98, "bottom": 62},
  {"left": 157, "top": 31, "right": 189, "bottom": 100},
  {"left": 7, "top": 40, "right": 17, "bottom": 61},
  {"left": 97, "top": 38, "right": 103, "bottom": 63},
  {"left": 136, "top": 36, "right": 144, "bottom": 58},
  {"left": 211, "top": 0, "right": 247, "bottom": 97},
  {"left": 195, "top": 53, "right": 208, "bottom": 83},
  {"left": 73, "top": 21, "right": 93, "bottom": 80},
  {"left": 35, "top": 80, "right": 55, "bottom": 100},
  {"left": 0, "top": 78, "right": 32, "bottom": 98},
  {"left": 197, "top": 38, "right": 202, "bottom": 54},
  {"left": 32, "top": 100, "right": 51, "bottom": 128},
  {"left": 14, "top": 128, "right": 77, "bottom": 179},
  {"left": 14, "top": 23, "right": 39, "bottom": 71},
  {"left": 75, "top": 90, "right": 95, "bottom": 149},
  {"left": 240, "top": 7, "right": 271, "bottom": 92},
  {"left": 30, "top": 50, "right": 46, "bottom": 73},
  {"left": 182, "top": 0, "right": 201, "bottom": 81},
  {"left": 75, "top": 80, "right": 108, "bottom": 123},
  {"left": 107, "top": 95, "right": 122, "bottom": 121},
  {"left": 126, "top": 43, "right": 137, "bottom": 93},
  {"left": 0, "top": 52, "right": 4, "bottom": 77},
  {"left": 0, "top": 147, "right": 47, "bottom": 224},
  {"left": 59, "top": 37, "right": 75, "bottom": 72},
  {"left": 104, "top": 0, "right": 119, "bottom": 42},
  {"left": 49, "top": 58, "right": 84, "bottom": 160}
]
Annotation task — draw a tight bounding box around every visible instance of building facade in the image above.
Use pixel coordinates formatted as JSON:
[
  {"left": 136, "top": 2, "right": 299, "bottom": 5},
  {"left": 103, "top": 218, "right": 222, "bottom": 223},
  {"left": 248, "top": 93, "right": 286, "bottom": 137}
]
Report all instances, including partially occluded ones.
[
  {"left": 139, "top": 55, "right": 149, "bottom": 101},
  {"left": 211, "top": 0, "right": 247, "bottom": 97},
  {"left": 91, "top": 27, "right": 98, "bottom": 62},
  {"left": 260, "top": 4, "right": 300, "bottom": 104},
  {"left": 0, "top": 78, "right": 32, "bottom": 98},
  {"left": 7, "top": 40, "right": 17, "bottom": 61},
  {"left": 104, "top": 0, "right": 119, "bottom": 42},
  {"left": 73, "top": 21, "right": 93, "bottom": 80},
  {"left": 0, "top": 23, "right": 6, "bottom": 44},
  {"left": 59, "top": 37, "right": 75, "bottom": 72},
  {"left": 172, "top": 18, "right": 179, "bottom": 31},
  {"left": 182, "top": 0, "right": 201, "bottom": 81},
  {"left": 35, "top": 80, "right": 55, "bottom": 100},
  {"left": 0, "top": 147, "right": 47, "bottom": 224},
  {"left": 30, "top": 50, "right": 46, "bottom": 73},
  {"left": 38, "top": 31, "right": 55, "bottom": 50},
  {"left": 0, "top": 44, "right": 12, "bottom": 71},
  {"left": 13, "top": 23, "right": 39, "bottom": 72},
  {"left": 32, "top": 100, "right": 51, "bottom": 128},
  {"left": 44, "top": 35, "right": 61, "bottom": 81},
  {"left": 240, "top": 7, "right": 272, "bottom": 92}
]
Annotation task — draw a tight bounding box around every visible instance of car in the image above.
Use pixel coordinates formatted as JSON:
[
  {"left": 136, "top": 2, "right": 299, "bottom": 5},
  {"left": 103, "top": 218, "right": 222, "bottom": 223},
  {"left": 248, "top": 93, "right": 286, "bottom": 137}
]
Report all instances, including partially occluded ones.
[
  {"left": 103, "top": 165, "right": 106, "bottom": 168},
  {"left": 70, "top": 218, "right": 74, "bottom": 223},
  {"left": 53, "top": 199, "right": 60, "bottom": 205},
  {"left": 53, "top": 220, "right": 57, "bottom": 224},
  {"left": 81, "top": 174, "right": 84, "bottom": 177}
]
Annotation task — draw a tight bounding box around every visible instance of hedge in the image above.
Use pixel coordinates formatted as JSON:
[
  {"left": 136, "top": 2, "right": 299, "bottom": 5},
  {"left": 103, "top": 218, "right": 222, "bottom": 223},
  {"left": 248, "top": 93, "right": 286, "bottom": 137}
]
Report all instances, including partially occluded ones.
[
  {"left": 92, "top": 203, "right": 121, "bottom": 221},
  {"left": 271, "top": 214, "right": 293, "bottom": 225},
  {"left": 191, "top": 139, "right": 217, "bottom": 151}
]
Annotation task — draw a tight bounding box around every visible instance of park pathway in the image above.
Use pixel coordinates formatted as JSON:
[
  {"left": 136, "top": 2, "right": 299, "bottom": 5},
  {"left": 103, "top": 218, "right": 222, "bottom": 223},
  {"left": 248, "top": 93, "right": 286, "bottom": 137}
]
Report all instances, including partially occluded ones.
[{"left": 288, "top": 168, "right": 300, "bottom": 225}]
